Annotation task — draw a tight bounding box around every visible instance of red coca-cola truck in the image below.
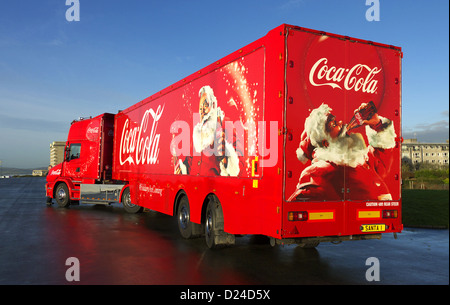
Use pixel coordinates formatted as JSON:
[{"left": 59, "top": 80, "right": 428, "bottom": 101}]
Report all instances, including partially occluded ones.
[{"left": 46, "top": 24, "right": 403, "bottom": 248}]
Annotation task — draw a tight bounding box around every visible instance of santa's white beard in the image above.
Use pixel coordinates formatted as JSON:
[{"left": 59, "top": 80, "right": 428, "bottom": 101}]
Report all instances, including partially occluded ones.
[
  {"left": 193, "top": 114, "right": 217, "bottom": 153},
  {"left": 313, "top": 131, "right": 369, "bottom": 168},
  {"left": 192, "top": 111, "right": 240, "bottom": 176}
]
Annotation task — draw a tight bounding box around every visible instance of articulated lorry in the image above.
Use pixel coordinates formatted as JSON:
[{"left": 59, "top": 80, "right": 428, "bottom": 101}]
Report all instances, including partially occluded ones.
[{"left": 46, "top": 24, "right": 403, "bottom": 248}]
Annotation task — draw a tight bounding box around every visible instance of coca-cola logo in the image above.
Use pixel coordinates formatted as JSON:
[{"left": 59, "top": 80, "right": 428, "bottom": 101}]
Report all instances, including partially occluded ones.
[
  {"left": 50, "top": 169, "right": 61, "bottom": 176},
  {"left": 119, "top": 104, "right": 165, "bottom": 166},
  {"left": 87, "top": 127, "right": 99, "bottom": 135},
  {"left": 86, "top": 122, "right": 100, "bottom": 141},
  {"left": 309, "top": 58, "right": 381, "bottom": 94}
]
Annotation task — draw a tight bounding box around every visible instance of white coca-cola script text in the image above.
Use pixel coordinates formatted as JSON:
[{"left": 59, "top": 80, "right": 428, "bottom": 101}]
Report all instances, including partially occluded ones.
[
  {"left": 309, "top": 58, "right": 381, "bottom": 94},
  {"left": 119, "top": 104, "right": 165, "bottom": 166}
]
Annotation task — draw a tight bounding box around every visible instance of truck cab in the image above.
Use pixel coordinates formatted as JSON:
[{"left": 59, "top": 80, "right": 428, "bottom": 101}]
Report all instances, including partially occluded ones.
[{"left": 46, "top": 113, "right": 116, "bottom": 207}]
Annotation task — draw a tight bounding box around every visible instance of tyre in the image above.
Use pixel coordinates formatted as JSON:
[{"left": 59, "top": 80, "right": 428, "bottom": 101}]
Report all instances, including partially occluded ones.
[
  {"left": 205, "top": 198, "right": 235, "bottom": 248},
  {"left": 205, "top": 199, "right": 218, "bottom": 249},
  {"left": 122, "top": 188, "right": 143, "bottom": 214},
  {"left": 55, "top": 183, "right": 70, "bottom": 208},
  {"left": 177, "top": 196, "right": 193, "bottom": 239}
]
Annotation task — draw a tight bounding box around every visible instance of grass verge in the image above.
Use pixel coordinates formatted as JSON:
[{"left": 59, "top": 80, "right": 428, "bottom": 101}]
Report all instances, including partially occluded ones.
[{"left": 402, "top": 189, "right": 449, "bottom": 229}]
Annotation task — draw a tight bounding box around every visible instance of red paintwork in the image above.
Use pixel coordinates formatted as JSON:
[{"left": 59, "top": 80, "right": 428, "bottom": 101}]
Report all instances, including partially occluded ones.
[
  {"left": 46, "top": 113, "right": 115, "bottom": 200},
  {"left": 46, "top": 24, "right": 402, "bottom": 240}
]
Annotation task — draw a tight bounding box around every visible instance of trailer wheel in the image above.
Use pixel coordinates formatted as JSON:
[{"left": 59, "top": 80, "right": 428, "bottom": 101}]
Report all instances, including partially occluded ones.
[
  {"left": 205, "top": 199, "right": 218, "bottom": 249},
  {"left": 122, "top": 188, "right": 143, "bottom": 214},
  {"left": 55, "top": 183, "right": 70, "bottom": 208},
  {"left": 204, "top": 197, "right": 234, "bottom": 249},
  {"left": 177, "top": 196, "right": 194, "bottom": 239}
]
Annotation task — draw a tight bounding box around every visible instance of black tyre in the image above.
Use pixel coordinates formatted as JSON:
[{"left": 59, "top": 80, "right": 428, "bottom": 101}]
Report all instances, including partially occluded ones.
[
  {"left": 55, "top": 183, "right": 70, "bottom": 208},
  {"left": 204, "top": 197, "right": 235, "bottom": 249},
  {"left": 205, "top": 199, "right": 218, "bottom": 248},
  {"left": 122, "top": 188, "right": 143, "bottom": 214},
  {"left": 177, "top": 196, "right": 193, "bottom": 239}
]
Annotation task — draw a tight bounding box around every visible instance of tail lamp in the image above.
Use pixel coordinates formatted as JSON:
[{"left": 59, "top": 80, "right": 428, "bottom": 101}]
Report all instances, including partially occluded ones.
[
  {"left": 288, "top": 211, "right": 308, "bottom": 221},
  {"left": 382, "top": 210, "right": 398, "bottom": 219}
]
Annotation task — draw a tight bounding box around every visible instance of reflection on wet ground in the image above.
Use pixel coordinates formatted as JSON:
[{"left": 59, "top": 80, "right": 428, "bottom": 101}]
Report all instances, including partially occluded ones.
[{"left": 0, "top": 178, "right": 448, "bottom": 285}]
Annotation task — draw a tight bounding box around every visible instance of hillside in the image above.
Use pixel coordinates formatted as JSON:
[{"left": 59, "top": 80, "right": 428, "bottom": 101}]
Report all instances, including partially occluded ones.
[{"left": 0, "top": 167, "right": 47, "bottom": 176}]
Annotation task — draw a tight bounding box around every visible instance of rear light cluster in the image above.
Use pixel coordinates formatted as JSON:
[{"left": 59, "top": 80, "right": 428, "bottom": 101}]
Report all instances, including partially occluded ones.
[
  {"left": 382, "top": 210, "right": 398, "bottom": 219},
  {"left": 289, "top": 209, "right": 397, "bottom": 221},
  {"left": 288, "top": 211, "right": 308, "bottom": 221}
]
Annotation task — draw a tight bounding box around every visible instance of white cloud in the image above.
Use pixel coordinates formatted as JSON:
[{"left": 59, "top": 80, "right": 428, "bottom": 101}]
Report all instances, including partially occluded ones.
[{"left": 403, "top": 119, "right": 449, "bottom": 143}]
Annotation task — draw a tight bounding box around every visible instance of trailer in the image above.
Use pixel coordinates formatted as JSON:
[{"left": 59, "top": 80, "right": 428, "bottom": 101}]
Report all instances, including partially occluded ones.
[{"left": 46, "top": 24, "right": 403, "bottom": 248}]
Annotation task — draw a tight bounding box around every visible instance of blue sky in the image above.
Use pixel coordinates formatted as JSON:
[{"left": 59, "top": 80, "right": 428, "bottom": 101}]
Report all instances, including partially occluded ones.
[{"left": 0, "top": 0, "right": 448, "bottom": 168}]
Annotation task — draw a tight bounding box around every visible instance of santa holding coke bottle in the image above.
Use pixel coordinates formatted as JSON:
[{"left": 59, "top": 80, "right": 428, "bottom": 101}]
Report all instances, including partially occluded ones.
[{"left": 288, "top": 101, "right": 397, "bottom": 202}]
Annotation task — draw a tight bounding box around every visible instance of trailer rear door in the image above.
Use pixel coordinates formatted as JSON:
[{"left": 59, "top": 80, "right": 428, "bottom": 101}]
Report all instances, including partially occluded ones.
[{"left": 283, "top": 26, "right": 402, "bottom": 237}]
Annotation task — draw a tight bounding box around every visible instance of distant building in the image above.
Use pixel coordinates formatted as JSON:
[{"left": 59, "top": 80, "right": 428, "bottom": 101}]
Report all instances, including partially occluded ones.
[
  {"left": 32, "top": 170, "right": 48, "bottom": 177},
  {"left": 50, "top": 141, "right": 66, "bottom": 167},
  {"left": 402, "top": 139, "right": 449, "bottom": 166}
]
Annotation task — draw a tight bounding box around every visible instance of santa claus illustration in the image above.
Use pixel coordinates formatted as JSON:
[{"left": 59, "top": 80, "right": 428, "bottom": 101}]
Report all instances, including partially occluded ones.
[
  {"left": 288, "top": 102, "right": 397, "bottom": 201},
  {"left": 175, "top": 85, "right": 240, "bottom": 176}
]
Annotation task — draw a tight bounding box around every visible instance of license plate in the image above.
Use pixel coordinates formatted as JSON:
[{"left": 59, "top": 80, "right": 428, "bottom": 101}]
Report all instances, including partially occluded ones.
[{"left": 361, "top": 224, "right": 386, "bottom": 232}]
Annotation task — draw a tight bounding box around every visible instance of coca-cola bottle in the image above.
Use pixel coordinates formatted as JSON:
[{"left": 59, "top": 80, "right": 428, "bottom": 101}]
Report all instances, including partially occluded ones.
[{"left": 347, "top": 101, "right": 377, "bottom": 131}]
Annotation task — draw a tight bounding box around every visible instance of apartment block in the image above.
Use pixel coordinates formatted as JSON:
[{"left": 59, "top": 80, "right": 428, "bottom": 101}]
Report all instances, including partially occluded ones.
[
  {"left": 50, "top": 141, "right": 66, "bottom": 167},
  {"left": 402, "top": 139, "right": 449, "bottom": 166}
]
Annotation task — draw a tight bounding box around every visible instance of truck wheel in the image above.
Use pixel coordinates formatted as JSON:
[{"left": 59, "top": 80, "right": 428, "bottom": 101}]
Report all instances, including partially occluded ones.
[
  {"left": 55, "top": 183, "right": 70, "bottom": 208},
  {"left": 204, "top": 198, "right": 235, "bottom": 249},
  {"left": 177, "top": 196, "right": 203, "bottom": 239},
  {"left": 122, "top": 188, "right": 143, "bottom": 214},
  {"left": 177, "top": 196, "right": 193, "bottom": 239},
  {"left": 205, "top": 198, "right": 236, "bottom": 248},
  {"left": 205, "top": 199, "right": 218, "bottom": 249}
]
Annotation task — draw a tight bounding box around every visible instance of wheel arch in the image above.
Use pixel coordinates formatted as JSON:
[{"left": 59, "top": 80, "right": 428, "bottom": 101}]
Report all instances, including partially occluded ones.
[
  {"left": 173, "top": 189, "right": 187, "bottom": 216},
  {"left": 118, "top": 184, "right": 130, "bottom": 203},
  {"left": 53, "top": 179, "right": 73, "bottom": 199}
]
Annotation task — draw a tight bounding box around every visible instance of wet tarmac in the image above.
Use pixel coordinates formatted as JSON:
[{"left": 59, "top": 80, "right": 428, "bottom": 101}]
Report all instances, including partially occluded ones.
[{"left": 0, "top": 177, "right": 448, "bottom": 286}]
